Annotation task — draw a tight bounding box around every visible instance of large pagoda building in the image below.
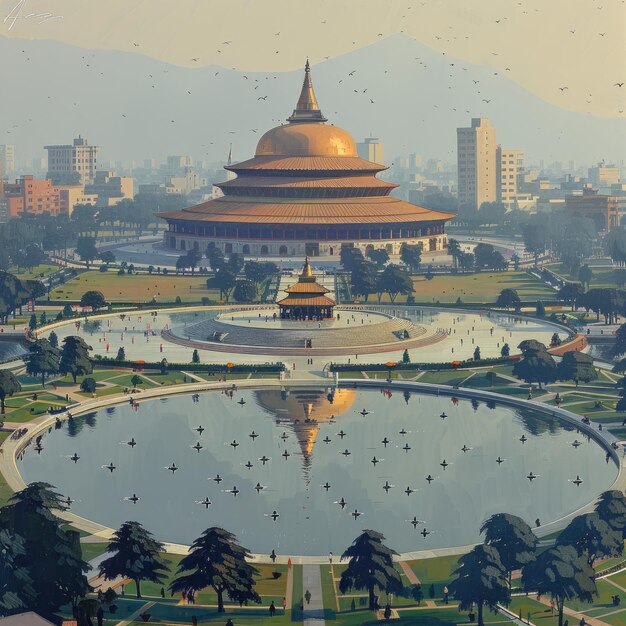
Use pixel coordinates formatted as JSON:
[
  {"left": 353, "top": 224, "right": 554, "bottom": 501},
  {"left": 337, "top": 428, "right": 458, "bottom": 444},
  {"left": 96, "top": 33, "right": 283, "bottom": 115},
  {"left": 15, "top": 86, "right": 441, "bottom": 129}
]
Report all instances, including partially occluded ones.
[
  {"left": 158, "top": 61, "right": 454, "bottom": 258},
  {"left": 277, "top": 258, "right": 335, "bottom": 320}
]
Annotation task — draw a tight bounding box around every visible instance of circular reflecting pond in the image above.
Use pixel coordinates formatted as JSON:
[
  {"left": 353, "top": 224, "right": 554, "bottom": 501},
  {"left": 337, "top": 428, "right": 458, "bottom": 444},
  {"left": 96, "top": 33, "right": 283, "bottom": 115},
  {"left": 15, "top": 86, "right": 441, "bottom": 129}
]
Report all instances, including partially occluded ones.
[{"left": 18, "top": 386, "right": 617, "bottom": 555}]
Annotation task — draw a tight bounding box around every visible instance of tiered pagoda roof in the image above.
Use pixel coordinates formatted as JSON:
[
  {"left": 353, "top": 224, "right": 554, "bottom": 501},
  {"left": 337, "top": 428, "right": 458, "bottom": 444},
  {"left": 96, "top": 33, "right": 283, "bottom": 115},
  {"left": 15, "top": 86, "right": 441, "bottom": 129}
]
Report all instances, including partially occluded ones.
[
  {"left": 158, "top": 61, "right": 455, "bottom": 228},
  {"left": 277, "top": 258, "right": 336, "bottom": 309}
]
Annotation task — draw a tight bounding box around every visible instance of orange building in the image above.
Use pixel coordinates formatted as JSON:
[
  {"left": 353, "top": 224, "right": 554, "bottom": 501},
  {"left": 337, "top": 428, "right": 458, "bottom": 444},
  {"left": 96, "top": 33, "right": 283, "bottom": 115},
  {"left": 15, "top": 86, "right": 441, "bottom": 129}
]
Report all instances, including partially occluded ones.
[
  {"left": 159, "top": 61, "right": 454, "bottom": 257},
  {"left": 4, "top": 175, "right": 62, "bottom": 216},
  {"left": 4, "top": 176, "right": 98, "bottom": 217}
]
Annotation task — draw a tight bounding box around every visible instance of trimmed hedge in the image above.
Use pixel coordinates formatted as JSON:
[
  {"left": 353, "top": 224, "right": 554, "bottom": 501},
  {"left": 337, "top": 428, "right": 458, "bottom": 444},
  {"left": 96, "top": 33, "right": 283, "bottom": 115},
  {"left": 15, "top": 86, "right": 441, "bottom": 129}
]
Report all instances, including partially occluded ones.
[
  {"left": 329, "top": 356, "right": 512, "bottom": 372},
  {"left": 92, "top": 357, "right": 284, "bottom": 373}
]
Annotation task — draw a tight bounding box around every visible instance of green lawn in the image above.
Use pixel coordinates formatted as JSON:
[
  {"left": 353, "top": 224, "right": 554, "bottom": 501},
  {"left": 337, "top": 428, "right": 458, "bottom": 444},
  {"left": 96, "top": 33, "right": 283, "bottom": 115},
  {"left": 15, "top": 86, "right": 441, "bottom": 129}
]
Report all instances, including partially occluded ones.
[
  {"left": 80, "top": 541, "right": 109, "bottom": 562},
  {"left": 10, "top": 263, "right": 60, "bottom": 280},
  {"left": 373, "top": 271, "right": 555, "bottom": 304},
  {"left": 49, "top": 271, "right": 222, "bottom": 304}
]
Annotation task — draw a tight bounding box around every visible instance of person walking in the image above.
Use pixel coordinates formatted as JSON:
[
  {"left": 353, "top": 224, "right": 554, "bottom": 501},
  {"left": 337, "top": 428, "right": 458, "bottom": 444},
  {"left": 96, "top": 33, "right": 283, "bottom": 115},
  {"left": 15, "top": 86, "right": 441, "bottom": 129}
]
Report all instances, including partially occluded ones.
[
  {"left": 269, "top": 601, "right": 276, "bottom": 617},
  {"left": 304, "top": 589, "right": 312, "bottom": 605}
]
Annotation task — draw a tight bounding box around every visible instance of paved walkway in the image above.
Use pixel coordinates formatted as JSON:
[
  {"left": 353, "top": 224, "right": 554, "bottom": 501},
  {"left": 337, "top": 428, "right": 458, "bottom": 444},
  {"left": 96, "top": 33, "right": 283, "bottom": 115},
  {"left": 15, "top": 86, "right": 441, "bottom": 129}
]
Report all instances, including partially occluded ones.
[
  {"left": 115, "top": 600, "right": 156, "bottom": 626},
  {"left": 302, "top": 564, "right": 325, "bottom": 626}
]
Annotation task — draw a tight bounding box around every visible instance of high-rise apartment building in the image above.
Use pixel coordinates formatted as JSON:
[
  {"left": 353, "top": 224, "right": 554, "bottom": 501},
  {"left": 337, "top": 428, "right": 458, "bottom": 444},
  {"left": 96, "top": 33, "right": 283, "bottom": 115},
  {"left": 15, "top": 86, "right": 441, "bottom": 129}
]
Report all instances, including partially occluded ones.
[
  {"left": 357, "top": 137, "right": 384, "bottom": 164},
  {"left": 588, "top": 162, "right": 620, "bottom": 187},
  {"left": 45, "top": 136, "right": 99, "bottom": 185},
  {"left": 457, "top": 118, "right": 497, "bottom": 208},
  {"left": 166, "top": 155, "right": 194, "bottom": 173},
  {"left": 0, "top": 145, "right": 15, "bottom": 177},
  {"left": 496, "top": 147, "right": 524, "bottom": 208}
]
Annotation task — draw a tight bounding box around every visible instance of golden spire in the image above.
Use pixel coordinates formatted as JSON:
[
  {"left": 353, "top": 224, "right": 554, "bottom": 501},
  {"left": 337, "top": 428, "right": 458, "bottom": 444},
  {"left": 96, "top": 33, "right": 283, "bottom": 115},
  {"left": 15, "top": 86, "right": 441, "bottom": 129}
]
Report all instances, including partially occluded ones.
[
  {"left": 287, "top": 59, "right": 327, "bottom": 123},
  {"left": 301, "top": 256, "right": 313, "bottom": 279}
]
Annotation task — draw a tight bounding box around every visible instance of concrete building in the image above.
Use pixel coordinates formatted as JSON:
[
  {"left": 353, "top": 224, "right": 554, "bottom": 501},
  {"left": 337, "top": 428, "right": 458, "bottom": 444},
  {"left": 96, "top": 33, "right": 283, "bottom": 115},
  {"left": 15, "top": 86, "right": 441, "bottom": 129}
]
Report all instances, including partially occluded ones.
[
  {"left": 496, "top": 147, "right": 524, "bottom": 208},
  {"left": 357, "top": 137, "right": 384, "bottom": 164},
  {"left": 58, "top": 186, "right": 98, "bottom": 215},
  {"left": 166, "top": 155, "right": 194, "bottom": 173},
  {"left": 588, "top": 162, "right": 620, "bottom": 187},
  {"left": 4, "top": 175, "right": 62, "bottom": 216},
  {"left": 45, "top": 136, "right": 99, "bottom": 185},
  {"left": 0, "top": 145, "right": 15, "bottom": 177},
  {"left": 84, "top": 170, "right": 133, "bottom": 207},
  {"left": 457, "top": 118, "right": 497, "bottom": 209},
  {"left": 565, "top": 187, "right": 619, "bottom": 231},
  {"left": 0, "top": 159, "right": 6, "bottom": 222},
  {"left": 165, "top": 169, "right": 207, "bottom": 195}
]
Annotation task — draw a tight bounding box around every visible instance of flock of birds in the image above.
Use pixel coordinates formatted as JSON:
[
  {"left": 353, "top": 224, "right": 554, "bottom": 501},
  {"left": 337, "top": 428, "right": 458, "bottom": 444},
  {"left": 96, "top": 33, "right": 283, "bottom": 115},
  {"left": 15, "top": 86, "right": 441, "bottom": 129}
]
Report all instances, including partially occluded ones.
[
  {"left": 32, "top": 392, "right": 597, "bottom": 541},
  {"left": 5, "top": 0, "right": 624, "bottom": 154}
]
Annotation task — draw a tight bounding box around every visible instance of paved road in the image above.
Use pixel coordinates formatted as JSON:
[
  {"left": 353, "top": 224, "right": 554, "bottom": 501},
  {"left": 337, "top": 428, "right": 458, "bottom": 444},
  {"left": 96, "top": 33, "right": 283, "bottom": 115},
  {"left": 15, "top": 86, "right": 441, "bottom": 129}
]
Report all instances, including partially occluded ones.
[{"left": 302, "top": 564, "right": 325, "bottom": 626}]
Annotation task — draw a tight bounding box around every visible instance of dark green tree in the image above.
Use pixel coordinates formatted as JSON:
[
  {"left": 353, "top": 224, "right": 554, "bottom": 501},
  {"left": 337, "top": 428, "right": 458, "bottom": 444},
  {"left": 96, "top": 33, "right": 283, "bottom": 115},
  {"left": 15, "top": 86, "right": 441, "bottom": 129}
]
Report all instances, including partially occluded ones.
[
  {"left": 473, "top": 346, "right": 481, "bottom": 360},
  {"left": 338, "top": 529, "right": 402, "bottom": 611},
  {"left": 557, "top": 283, "right": 583, "bottom": 310},
  {"left": 447, "top": 239, "right": 461, "bottom": 268},
  {"left": 556, "top": 512, "right": 623, "bottom": 567},
  {"left": 594, "top": 490, "right": 626, "bottom": 538},
  {"left": 558, "top": 351, "right": 597, "bottom": 387},
  {"left": 480, "top": 513, "right": 537, "bottom": 586},
  {"left": 399, "top": 243, "right": 422, "bottom": 273},
  {"left": 80, "top": 377, "right": 97, "bottom": 394},
  {"left": 0, "top": 528, "right": 35, "bottom": 614},
  {"left": 48, "top": 330, "right": 58, "bottom": 348},
  {"left": 131, "top": 374, "right": 142, "bottom": 388},
  {"left": 99, "top": 250, "right": 116, "bottom": 265},
  {"left": 376, "top": 264, "right": 414, "bottom": 303},
  {"left": 612, "top": 323, "right": 626, "bottom": 358},
  {"left": 512, "top": 341, "right": 557, "bottom": 389},
  {"left": 80, "top": 290, "right": 107, "bottom": 310},
  {"left": 169, "top": 527, "right": 260, "bottom": 612},
  {"left": 59, "top": 336, "right": 93, "bottom": 383},
  {"left": 26, "top": 338, "right": 60, "bottom": 388},
  {"left": 523, "top": 222, "right": 547, "bottom": 265},
  {"left": 0, "top": 482, "right": 90, "bottom": 618},
  {"left": 536, "top": 301, "right": 546, "bottom": 317},
  {"left": 366, "top": 247, "right": 390, "bottom": 270},
  {"left": 351, "top": 260, "right": 378, "bottom": 302},
  {"left": 448, "top": 544, "right": 510, "bottom": 626},
  {"left": 99, "top": 521, "right": 169, "bottom": 598},
  {"left": 116, "top": 346, "right": 126, "bottom": 361},
  {"left": 340, "top": 247, "right": 364, "bottom": 272},
  {"left": 578, "top": 264, "right": 594, "bottom": 291},
  {"left": 244, "top": 261, "right": 278, "bottom": 296},
  {"left": 0, "top": 369, "right": 21, "bottom": 415},
  {"left": 207, "top": 268, "right": 237, "bottom": 302},
  {"left": 522, "top": 545, "right": 596, "bottom": 626},
  {"left": 75, "top": 237, "right": 99, "bottom": 267},
  {"left": 402, "top": 349, "right": 410, "bottom": 364},
  {"left": 495, "top": 288, "right": 521, "bottom": 311},
  {"left": 233, "top": 279, "right": 258, "bottom": 303},
  {"left": 192, "top": 349, "right": 200, "bottom": 364},
  {"left": 500, "top": 343, "right": 510, "bottom": 357}
]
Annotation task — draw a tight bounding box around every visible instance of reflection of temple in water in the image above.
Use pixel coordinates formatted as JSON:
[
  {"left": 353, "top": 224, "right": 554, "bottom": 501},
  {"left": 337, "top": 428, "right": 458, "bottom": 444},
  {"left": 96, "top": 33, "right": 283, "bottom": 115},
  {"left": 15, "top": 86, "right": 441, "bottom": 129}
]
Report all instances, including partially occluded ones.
[{"left": 254, "top": 387, "right": 356, "bottom": 478}]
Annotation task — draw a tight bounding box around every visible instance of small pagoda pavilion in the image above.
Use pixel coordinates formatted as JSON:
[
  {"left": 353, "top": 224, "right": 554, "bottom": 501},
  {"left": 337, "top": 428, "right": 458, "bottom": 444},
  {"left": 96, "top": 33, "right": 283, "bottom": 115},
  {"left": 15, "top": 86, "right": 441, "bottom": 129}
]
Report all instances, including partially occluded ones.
[{"left": 277, "top": 258, "right": 336, "bottom": 320}]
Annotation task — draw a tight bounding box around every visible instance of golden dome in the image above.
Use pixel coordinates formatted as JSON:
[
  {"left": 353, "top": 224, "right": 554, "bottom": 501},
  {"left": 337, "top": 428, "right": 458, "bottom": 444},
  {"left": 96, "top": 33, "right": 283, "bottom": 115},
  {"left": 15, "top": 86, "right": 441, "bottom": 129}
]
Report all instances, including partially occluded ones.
[
  {"left": 255, "top": 60, "right": 357, "bottom": 158},
  {"left": 255, "top": 123, "right": 357, "bottom": 157}
]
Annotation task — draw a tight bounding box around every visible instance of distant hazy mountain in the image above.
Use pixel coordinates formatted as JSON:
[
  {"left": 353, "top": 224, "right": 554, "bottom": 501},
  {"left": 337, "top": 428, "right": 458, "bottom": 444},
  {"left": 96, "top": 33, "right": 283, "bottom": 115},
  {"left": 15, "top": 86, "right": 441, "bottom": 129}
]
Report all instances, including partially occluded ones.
[{"left": 1, "top": 34, "right": 624, "bottom": 167}]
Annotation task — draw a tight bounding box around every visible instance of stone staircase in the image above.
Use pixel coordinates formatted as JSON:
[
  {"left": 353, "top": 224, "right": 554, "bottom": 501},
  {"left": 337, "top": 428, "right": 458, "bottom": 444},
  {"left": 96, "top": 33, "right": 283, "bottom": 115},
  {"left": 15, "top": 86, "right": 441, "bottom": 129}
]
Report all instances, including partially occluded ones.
[{"left": 178, "top": 316, "right": 425, "bottom": 349}]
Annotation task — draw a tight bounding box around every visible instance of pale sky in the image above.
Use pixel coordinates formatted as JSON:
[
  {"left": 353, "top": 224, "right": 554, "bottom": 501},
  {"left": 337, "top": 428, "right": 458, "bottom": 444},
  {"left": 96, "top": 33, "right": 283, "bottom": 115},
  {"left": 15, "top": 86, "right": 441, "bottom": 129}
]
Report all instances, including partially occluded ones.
[{"left": 2, "top": 0, "right": 625, "bottom": 117}]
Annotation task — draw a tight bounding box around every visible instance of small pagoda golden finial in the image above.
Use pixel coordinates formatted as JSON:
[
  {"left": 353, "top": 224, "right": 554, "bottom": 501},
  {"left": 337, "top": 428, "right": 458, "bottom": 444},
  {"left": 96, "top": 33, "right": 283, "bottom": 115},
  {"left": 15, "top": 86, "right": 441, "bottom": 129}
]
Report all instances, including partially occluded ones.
[
  {"left": 301, "top": 256, "right": 313, "bottom": 279},
  {"left": 287, "top": 60, "right": 327, "bottom": 123}
]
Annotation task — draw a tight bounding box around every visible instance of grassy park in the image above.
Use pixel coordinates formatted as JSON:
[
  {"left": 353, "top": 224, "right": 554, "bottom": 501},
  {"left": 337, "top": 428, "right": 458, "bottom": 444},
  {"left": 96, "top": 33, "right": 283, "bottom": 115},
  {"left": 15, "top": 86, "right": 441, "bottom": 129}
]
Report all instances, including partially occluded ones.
[
  {"left": 49, "top": 270, "right": 223, "bottom": 303},
  {"left": 369, "top": 271, "right": 556, "bottom": 304}
]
